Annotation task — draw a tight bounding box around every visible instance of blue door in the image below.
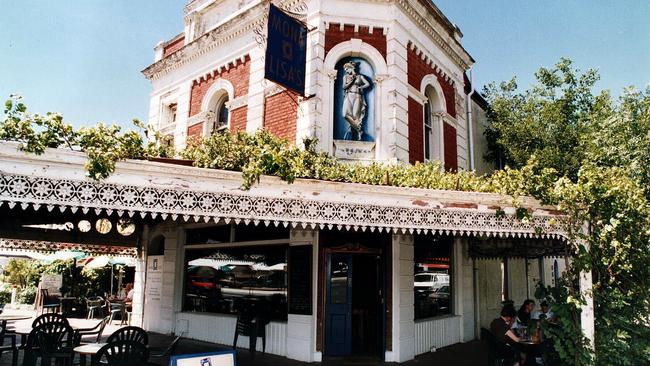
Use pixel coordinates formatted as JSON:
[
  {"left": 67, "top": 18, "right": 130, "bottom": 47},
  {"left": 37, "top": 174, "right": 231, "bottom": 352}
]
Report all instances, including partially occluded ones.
[{"left": 325, "top": 254, "right": 353, "bottom": 356}]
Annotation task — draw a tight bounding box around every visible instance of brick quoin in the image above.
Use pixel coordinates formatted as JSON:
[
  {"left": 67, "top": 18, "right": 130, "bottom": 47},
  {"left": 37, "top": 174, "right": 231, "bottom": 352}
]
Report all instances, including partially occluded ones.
[
  {"left": 443, "top": 122, "right": 458, "bottom": 172},
  {"left": 162, "top": 35, "right": 185, "bottom": 58},
  {"left": 408, "top": 97, "right": 424, "bottom": 164},
  {"left": 325, "top": 24, "right": 387, "bottom": 59},
  {"left": 406, "top": 47, "right": 456, "bottom": 117},
  {"left": 263, "top": 91, "right": 298, "bottom": 142}
]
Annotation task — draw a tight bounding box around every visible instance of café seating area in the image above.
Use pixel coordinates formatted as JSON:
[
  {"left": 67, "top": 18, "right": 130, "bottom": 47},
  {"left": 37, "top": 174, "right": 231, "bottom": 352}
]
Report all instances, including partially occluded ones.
[{"left": 0, "top": 312, "right": 178, "bottom": 366}]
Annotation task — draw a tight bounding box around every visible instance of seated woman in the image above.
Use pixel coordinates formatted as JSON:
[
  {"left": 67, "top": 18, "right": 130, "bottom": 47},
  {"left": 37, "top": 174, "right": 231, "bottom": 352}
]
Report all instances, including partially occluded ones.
[
  {"left": 517, "top": 299, "right": 535, "bottom": 327},
  {"left": 490, "top": 304, "right": 526, "bottom": 366}
]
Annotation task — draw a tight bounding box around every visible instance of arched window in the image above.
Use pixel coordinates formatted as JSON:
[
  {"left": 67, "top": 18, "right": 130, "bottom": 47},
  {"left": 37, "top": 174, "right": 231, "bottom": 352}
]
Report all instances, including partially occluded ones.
[
  {"left": 423, "top": 85, "right": 443, "bottom": 162},
  {"left": 212, "top": 94, "right": 229, "bottom": 132}
]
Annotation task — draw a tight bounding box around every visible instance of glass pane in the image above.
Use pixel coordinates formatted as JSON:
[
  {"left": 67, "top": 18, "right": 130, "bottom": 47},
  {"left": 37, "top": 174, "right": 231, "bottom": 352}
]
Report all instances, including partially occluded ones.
[
  {"left": 330, "top": 257, "right": 348, "bottom": 304},
  {"left": 183, "top": 245, "right": 288, "bottom": 320},
  {"left": 414, "top": 235, "right": 452, "bottom": 319}
]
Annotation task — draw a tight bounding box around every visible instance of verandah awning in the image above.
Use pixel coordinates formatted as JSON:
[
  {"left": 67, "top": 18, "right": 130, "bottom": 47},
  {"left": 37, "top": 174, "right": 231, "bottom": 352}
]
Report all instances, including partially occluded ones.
[{"left": 0, "top": 143, "right": 568, "bottom": 240}]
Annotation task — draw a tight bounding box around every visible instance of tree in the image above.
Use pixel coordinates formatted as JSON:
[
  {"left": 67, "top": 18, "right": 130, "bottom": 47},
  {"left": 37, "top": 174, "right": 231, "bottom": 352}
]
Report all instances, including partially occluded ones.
[
  {"left": 484, "top": 58, "right": 604, "bottom": 179},
  {"left": 486, "top": 59, "right": 650, "bottom": 365}
]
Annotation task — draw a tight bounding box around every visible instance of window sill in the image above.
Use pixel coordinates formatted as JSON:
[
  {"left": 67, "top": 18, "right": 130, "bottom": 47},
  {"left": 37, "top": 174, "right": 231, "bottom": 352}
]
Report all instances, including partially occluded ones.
[
  {"left": 414, "top": 314, "right": 460, "bottom": 323},
  {"left": 178, "top": 311, "right": 288, "bottom": 323}
]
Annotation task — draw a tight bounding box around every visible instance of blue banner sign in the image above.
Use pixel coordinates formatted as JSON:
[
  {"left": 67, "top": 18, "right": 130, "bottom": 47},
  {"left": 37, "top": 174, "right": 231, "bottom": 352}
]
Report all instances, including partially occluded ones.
[
  {"left": 264, "top": 4, "right": 307, "bottom": 95},
  {"left": 170, "top": 350, "right": 236, "bottom": 366}
]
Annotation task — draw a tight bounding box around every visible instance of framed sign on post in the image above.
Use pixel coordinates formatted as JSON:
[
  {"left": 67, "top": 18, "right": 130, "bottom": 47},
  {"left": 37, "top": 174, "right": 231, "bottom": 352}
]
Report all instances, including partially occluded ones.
[
  {"left": 170, "top": 350, "right": 236, "bottom": 366},
  {"left": 264, "top": 3, "right": 307, "bottom": 96}
]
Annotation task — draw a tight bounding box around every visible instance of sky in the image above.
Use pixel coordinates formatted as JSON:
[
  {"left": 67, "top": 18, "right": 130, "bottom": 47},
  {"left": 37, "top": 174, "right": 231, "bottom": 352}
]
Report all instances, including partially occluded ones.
[{"left": 1, "top": 1, "right": 648, "bottom": 128}]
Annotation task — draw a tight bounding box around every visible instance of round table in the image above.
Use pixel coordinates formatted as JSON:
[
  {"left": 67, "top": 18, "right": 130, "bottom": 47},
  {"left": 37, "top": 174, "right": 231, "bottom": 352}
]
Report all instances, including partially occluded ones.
[
  {"left": 0, "top": 315, "right": 31, "bottom": 322},
  {"left": 74, "top": 343, "right": 107, "bottom": 366}
]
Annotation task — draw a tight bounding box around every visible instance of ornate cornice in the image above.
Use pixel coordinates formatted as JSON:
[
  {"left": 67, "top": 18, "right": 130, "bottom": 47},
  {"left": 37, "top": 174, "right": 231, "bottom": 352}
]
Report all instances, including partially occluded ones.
[{"left": 0, "top": 239, "right": 138, "bottom": 257}]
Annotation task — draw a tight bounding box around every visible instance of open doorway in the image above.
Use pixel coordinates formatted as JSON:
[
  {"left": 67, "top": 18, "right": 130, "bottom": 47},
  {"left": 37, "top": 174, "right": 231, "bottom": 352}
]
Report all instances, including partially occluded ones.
[{"left": 324, "top": 252, "right": 384, "bottom": 360}]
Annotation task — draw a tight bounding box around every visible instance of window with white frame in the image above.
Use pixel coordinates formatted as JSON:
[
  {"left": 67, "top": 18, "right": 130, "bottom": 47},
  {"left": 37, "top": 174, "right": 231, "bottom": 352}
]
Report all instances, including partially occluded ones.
[
  {"left": 423, "top": 85, "right": 444, "bottom": 163},
  {"left": 414, "top": 234, "right": 453, "bottom": 319},
  {"left": 210, "top": 93, "right": 229, "bottom": 133},
  {"left": 161, "top": 102, "right": 177, "bottom": 127},
  {"left": 183, "top": 224, "right": 290, "bottom": 321}
]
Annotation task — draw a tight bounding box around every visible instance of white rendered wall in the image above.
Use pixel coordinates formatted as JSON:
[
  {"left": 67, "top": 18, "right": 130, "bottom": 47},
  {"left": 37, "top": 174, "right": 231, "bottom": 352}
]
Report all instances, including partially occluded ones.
[
  {"left": 477, "top": 259, "right": 503, "bottom": 330},
  {"left": 387, "top": 233, "right": 415, "bottom": 362}
]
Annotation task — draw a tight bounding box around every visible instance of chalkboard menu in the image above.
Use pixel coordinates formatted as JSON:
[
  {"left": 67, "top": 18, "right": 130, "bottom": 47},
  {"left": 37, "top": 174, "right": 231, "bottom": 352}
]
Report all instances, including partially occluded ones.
[{"left": 288, "top": 245, "right": 312, "bottom": 315}]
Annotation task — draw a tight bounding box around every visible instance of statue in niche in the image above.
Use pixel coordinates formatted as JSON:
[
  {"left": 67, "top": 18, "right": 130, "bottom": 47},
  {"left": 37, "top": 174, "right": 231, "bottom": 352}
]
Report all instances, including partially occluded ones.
[{"left": 341, "top": 61, "right": 371, "bottom": 141}]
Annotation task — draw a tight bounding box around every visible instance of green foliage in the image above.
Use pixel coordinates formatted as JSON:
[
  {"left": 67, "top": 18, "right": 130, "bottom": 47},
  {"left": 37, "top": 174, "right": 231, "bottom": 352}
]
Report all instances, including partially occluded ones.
[
  {"left": 2, "top": 259, "right": 42, "bottom": 289},
  {"left": 488, "top": 60, "right": 650, "bottom": 365},
  {"left": 484, "top": 58, "right": 604, "bottom": 179},
  {"left": 1, "top": 95, "right": 174, "bottom": 180},
  {"left": 536, "top": 281, "right": 592, "bottom": 366}
]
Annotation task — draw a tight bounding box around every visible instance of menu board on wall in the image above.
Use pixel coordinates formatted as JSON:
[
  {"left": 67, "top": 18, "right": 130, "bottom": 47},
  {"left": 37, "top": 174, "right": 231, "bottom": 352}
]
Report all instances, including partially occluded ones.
[{"left": 288, "top": 245, "right": 312, "bottom": 315}]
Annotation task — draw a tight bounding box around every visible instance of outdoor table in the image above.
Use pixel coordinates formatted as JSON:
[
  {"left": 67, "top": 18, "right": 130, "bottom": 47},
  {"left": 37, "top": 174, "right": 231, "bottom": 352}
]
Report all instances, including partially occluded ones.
[
  {"left": 74, "top": 342, "right": 108, "bottom": 366},
  {"left": 0, "top": 315, "right": 31, "bottom": 322},
  {"left": 8, "top": 325, "right": 32, "bottom": 349}
]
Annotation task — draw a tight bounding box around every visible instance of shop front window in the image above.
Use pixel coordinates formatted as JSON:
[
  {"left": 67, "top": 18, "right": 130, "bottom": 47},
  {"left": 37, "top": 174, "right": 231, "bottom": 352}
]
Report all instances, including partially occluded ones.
[
  {"left": 183, "top": 245, "right": 288, "bottom": 320},
  {"left": 414, "top": 235, "right": 453, "bottom": 320}
]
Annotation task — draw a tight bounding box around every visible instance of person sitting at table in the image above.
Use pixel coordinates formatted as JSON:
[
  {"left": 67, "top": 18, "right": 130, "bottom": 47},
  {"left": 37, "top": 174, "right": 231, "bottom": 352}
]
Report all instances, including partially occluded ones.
[
  {"left": 532, "top": 301, "right": 554, "bottom": 321},
  {"left": 490, "top": 304, "right": 526, "bottom": 366},
  {"left": 125, "top": 283, "right": 134, "bottom": 301},
  {"left": 517, "top": 299, "right": 535, "bottom": 326}
]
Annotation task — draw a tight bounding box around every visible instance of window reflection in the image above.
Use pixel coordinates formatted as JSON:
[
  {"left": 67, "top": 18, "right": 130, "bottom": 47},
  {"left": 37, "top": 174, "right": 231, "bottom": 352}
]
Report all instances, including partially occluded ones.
[
  {"left": 414, "top": 235, "right": 452, "bottom": 319},
  {"left": 330, "top": 258, "right": 348, "bottom": 304},
  {"left": 184, "top": 245, "right": 288, "bottom": 320}
]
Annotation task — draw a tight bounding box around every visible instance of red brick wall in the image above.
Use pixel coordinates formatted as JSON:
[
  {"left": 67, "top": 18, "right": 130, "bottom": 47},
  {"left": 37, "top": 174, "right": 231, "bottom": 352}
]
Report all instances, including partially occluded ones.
[
  {"left": 406, "top": 47, "right": 456, "bottom": 117},
  {"left": 408, "top": 97, "right": 424, "bottom": 164},
  {"left": 263, "top": 91, "right": 298, "bottom": 141},
  {"left": 187, "top": 122, "right": 203, "bottom": 140},
  {"left": 230, "top": 108, "right": 247, "bottom": 133},
  {"left": 189, "top": 56, "right": 251, "bottom": 117},
  {"left": 443, "top": 123, "right": 458, "bottom": 172},
  {"left": 163, "top": 36, "right": 185, "bottom": 58},
  {"left": 325, "top": 24, "right": 387, "bottom": 59}
]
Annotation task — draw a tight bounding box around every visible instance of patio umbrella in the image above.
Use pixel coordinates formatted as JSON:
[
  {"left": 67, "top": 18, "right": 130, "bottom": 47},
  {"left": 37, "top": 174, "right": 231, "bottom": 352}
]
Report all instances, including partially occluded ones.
[{"left": 43, "top": 250, "right": 85, "bottom": 263}]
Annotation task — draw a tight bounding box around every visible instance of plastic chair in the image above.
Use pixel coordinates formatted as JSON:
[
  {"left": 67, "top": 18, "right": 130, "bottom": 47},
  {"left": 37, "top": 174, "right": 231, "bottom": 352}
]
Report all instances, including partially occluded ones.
[
  {"left": 86, "top": 297, "right": 106, "bottom": 319},
  {"left": 106, "top": 326, "right": 148, "bottom": 345},
  {"left": 233, "top": 312, "right": 267, "bottom": 355},
  {"left": 481, "top": 327, "right": 515, "bottom": 366},
  {"left": 32, "top": 312, "right": 70, "bottom": 328},
  {"left": 23, "top": 322, "right": 75, "bottom": 366},
  {"left": 147, "top": 335, "right": 182, "bottom": 366},
  {"left": 74, "top": 316, "right": 111, "bottom": 345},
  {"left": 91, "top": 340, "right": 149, "bottom": 366},
  {"left": 40, "top": 289, "right": 61, "bottom": 314},
  {"left": 0, "top": 320, "right": 18, "bottom": 366},
  {"left": 107, "top": 300, "right": 127, "bottom": 325}
]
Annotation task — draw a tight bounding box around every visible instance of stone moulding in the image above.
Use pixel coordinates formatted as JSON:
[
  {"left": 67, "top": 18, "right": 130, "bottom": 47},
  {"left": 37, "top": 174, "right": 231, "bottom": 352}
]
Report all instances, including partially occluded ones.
[{"left": 0, "top": 172, "right": 565, "bottom": 240}]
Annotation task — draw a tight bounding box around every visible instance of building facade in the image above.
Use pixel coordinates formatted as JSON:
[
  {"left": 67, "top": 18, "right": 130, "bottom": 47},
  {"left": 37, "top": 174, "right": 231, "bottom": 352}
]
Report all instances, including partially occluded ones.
[
  {"left": 143, "top": 0, "right": 492, "bottom": 174},
  {"left": 0, "top": 1, "right": 594, "bottom": 364}
]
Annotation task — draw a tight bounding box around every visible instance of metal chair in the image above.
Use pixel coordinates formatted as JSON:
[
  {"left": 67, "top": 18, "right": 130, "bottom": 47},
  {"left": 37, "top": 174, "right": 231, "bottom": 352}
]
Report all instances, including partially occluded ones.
[
  {"left": 32, "top": 312, "right": 69, "bottom": 328},
  {"left": 0, "top": 320, "right": 18, "bottom": 366},
  {"left": 23, "top": 322, "right": 75, "bottom": 366},
  {"left": 106, "top": 326, "right": 148, "bottom": 345},
  {"left": 40, "top": 289, "right": 61, "bottom": 314},
  {"left": 91, "top": 340, "right": 149, "bottom": 366}
]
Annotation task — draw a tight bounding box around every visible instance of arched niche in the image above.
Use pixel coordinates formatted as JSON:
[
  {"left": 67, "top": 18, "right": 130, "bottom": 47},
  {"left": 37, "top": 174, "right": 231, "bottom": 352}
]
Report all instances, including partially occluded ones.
[{"left": 322, "top": 39, "right": 389, "bottom": 160}]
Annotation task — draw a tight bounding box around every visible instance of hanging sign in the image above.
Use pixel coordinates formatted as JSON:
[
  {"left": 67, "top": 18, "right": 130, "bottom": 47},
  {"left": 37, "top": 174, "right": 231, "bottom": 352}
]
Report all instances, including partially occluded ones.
[{"left": 264, "top": 4, "right": 307, "bottom": 95}]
